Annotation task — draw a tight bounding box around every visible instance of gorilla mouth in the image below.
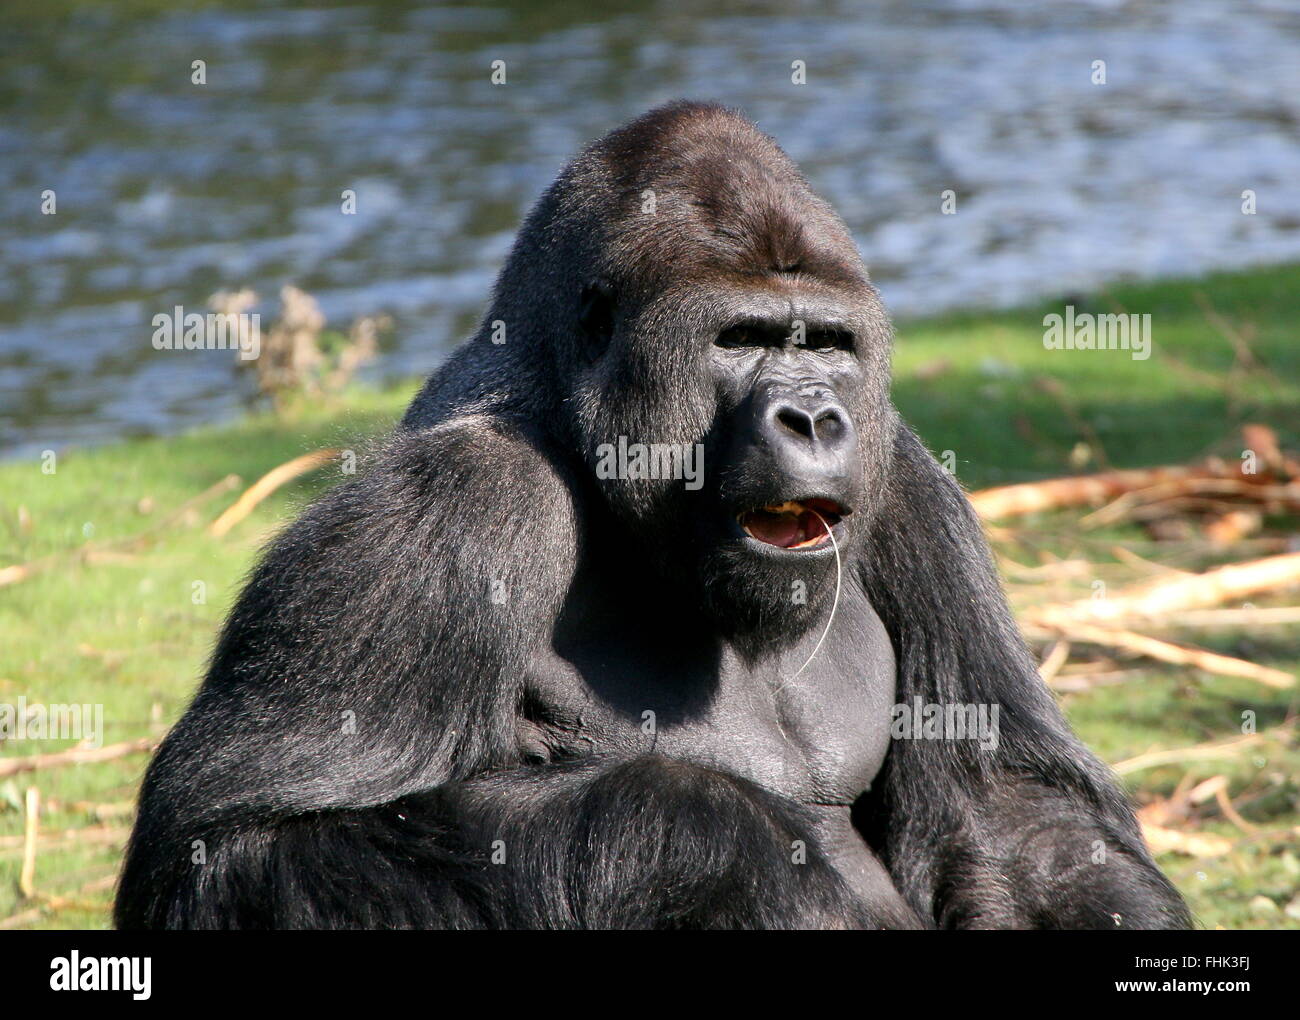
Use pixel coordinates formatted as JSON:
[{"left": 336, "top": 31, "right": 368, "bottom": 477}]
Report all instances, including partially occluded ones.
[{"left": 738, "top": 499, "right": 846, "bottom": 550}]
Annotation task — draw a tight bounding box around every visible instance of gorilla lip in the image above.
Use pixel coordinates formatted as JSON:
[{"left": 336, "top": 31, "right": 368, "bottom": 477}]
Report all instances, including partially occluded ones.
[{"left": 738, "top": 499, "right": 846, "bottom": 549}]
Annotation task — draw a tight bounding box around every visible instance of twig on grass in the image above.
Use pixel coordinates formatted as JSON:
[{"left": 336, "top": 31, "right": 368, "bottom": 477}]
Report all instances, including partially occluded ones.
[
  {"left": 1026, "top": 551, "right": 1300, "bottom": 628},
  {"left": 0, "top": 826, "right": 130, "bottom": 855},
  {"left": 1080, "top": 479, "right": 1300, "bottom": 530},
  {"left": 1024, "top": 621, "right": 1293, "bottom": 688},
  {"left": 0, "top": 874, "right": 116, "bottom": 930},
  {"left": 0, "top": 737, "right": 154, "bottom": 780},
  {"left": 209, "top": 448, "right": 341, "bottom": 538},
  {"left": 1113, "top": 732, "right": 1268, "bottom": 776},
  {"left": 1038, "top": 640, "right": 1071, "bottom": 683}
]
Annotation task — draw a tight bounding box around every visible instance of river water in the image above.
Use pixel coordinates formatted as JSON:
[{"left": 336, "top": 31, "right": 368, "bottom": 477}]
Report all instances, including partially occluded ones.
[{"left": 2, "top": 0, "right": 1298, "bottom": 455}]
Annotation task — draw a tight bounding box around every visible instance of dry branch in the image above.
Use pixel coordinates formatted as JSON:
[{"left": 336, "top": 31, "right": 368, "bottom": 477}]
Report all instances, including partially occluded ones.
[
  {"left": 1113, "top": 732, "right": 1265, "bottom": 776},
  {"left": 0, "top": 873, "right": 117, "bottom": 930},
  {"left": 1026, "top": 621, "right": 1293, "bottom": 688},
  {"left": 1027, "top": 552, "right": 1300, "bottom": 627},
  {"left": 1160, "top": 606, "right": 1300, "bottom": 628},
  {"left": 0, "top": 825, "right": 130, "bottom": 854},
  {"left": 0, "top": 737, "right": 153, "bottom": 779},
  {"left": 1081, "top": 479, "right": 1299, "bottom": 529},
  {"left": 968, "top": 424, "right": 1295, "bottom": 521},
  {"left": 1038, "top": 640, "right": 1070, "bottom": 683},
  {"left": 1140, "top": 822, "right": 1234, "bottom": 857},
  {"left": 1047, "top": 670, "right": 1143, "bottom": 693},
  {"left": 970, "top": 465, "right": 1213, "bottom": 520},
  {"left": 209, "top": 448, "right": 340, "bottom": 538},
  {"left": 1214, "top": 785, "right": 1259, "bottom": 834}
]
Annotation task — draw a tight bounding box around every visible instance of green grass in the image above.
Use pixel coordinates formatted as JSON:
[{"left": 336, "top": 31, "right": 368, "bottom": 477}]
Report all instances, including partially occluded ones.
[{"left": 2, "top": 264, "right": 1298, "bottom": 928}]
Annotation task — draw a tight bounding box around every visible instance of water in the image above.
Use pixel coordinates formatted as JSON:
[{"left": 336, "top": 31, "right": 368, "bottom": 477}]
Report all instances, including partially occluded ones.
[{"left": 2, "top": 0, "right": 1299, "bottom": 456}]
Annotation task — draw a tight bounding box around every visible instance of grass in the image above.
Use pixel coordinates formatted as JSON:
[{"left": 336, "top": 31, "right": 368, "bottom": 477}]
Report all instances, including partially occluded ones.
[{"left": 2, "top": 263, "right": 1298, "bottom": 929}]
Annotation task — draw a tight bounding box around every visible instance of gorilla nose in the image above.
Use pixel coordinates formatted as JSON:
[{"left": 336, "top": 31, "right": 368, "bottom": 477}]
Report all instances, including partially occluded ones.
[
  {"left": 773, "top": 402, "right": 849, "bottom": 445},
  {"left": 763, "top": 391, "right": 855, "bottom": 452},
  {"left": 755, "top": 389, "right": 859, "bottom": 488}
]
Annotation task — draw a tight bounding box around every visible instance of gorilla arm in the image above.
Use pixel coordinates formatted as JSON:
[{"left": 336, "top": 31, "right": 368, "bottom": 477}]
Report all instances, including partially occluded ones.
[
  {"left": 856, "top": 423, "right": 1191, "bottom": 929},
  {"left": 115, "top": 417, "right": 894, "bottom": 929}
]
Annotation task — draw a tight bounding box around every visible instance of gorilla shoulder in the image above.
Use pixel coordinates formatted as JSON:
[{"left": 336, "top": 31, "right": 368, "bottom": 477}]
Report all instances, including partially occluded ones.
[{"left": 384, "top": 414, "right": 581, "bottom": 587}]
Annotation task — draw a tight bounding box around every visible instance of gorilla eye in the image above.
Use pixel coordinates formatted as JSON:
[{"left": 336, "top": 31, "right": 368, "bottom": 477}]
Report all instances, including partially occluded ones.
[
  {"left": 804, "top": 330, "right": 855, "bottom": 352},
  {"left": 578, "top": 279, "right": 616, "bottom": 361},
  {"left": 715, "top": 326, "right": 756, "bottom": 349}
]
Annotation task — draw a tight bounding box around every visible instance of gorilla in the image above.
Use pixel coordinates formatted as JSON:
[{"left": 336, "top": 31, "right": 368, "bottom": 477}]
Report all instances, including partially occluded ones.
[{"left": 117, "top": 102, "right": 1190, "bottom": 929}]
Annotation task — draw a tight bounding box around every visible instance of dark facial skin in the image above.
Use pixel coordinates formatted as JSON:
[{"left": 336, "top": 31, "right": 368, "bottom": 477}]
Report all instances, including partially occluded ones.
[{"left": 705, "top": 299, "right": 865, "bottom": 568}]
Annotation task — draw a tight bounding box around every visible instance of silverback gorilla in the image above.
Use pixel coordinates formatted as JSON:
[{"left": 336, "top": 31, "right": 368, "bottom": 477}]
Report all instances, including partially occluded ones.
[{"left": 117, "top": 102, "right": 1190, "bottom": 930}]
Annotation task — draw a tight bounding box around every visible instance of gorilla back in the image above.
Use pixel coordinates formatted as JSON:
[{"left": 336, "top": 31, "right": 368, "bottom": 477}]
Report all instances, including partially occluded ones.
[{"left": 117, "top": 102, "right": 1190, "bottom": 930}]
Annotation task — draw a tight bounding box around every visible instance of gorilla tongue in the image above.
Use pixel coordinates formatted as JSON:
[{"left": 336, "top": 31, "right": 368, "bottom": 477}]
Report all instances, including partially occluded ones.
[{"left": 740, "top": 501, "right": 838, "bottom": 549}]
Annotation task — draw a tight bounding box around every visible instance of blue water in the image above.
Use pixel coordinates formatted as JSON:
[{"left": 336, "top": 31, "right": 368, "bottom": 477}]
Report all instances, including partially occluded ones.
[{"left": 2, "top": 0, "right": 1298, "bottom": 455}]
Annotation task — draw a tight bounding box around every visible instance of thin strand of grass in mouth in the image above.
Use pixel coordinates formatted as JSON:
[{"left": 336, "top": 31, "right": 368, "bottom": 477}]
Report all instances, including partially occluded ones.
[{"left": 782, "top": 508, "right": 842, "bottom": 688}]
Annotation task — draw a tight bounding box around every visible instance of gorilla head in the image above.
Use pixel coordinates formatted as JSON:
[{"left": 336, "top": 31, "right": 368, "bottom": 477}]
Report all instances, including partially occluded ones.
[{"left": 471, "top": 102, "right": 898, "bottom": 645}]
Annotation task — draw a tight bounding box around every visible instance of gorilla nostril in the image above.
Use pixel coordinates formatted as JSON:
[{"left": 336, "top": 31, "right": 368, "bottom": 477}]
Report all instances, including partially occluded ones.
[
  {"left": 815, "top": 408, "right": 846, "bottom": 442},
  {"left": 775, "top": 406, "right": 816, "bottom": 440}
]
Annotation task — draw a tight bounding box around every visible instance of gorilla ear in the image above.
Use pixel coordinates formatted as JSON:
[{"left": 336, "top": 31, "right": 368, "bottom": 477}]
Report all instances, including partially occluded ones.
[{"left": 577, "top": 278, "right": 616, "bottom": 362}]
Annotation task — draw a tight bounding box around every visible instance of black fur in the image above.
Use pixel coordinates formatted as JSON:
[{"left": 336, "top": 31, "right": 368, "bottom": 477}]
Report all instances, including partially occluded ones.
[{"left": 117, "top": 102, "right": 1190, "bottom": 930}]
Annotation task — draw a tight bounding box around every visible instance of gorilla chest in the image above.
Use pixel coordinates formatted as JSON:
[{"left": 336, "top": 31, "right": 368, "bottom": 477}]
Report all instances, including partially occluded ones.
[{"left": 539, "top": 588, "right": 896, "bottom": 807}]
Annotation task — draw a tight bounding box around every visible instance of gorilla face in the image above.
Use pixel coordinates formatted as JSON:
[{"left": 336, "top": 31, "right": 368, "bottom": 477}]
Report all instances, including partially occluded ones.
[
  {"left": 691, "top": 285, "right": 894, "bottom": 644},
  {"left": 707, "top": 301, "right": 870, "bottom": 556},
  {"left": 537, "top": 104, "right": 896, "bottom": 643},
  {"left": 573, "top": 277, "right": 894, "bottom": 646}
]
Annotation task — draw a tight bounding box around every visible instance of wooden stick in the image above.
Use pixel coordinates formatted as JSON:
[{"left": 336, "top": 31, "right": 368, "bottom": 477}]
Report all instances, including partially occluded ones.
[
  {"left": 1038, "top": 640, "right": 1071, "bottom": 683},
  {"left": 1140, "top": 821, "right": 1234, "bottom": 857},
  {"left": 968, "top": 424, "right": 1294, "bottom": 520},
  {"left": 1114, "top": 732, "right": 1264, "bottom": 776},
  {"left": 19, "top": 787, "right": 39, "bottom": 899},
  {"left": 209, "top": 449, "right": 340, "bottom": 538},
  {"left": 1047, "top": 670, "right": 1142, "bottom": 693},
  {"left": 1081, "top": 479, "right": 1300, "bottom": 529},
  {"left": 152, "top": 473, "right": 245, "bottom": 531},
  {"left": 1028, "top": 551, "right": 1300, "bottom": 627},
  {"left": 1110, "top": 545, "right": 1194, "bottom": 576},
  {"left": 1027, "top": 621, "right": 1294, "bottom": 688},
  {"left": 0, "top": 562, "right": 34, "bottom": 586},
  {"left": 1159, "top": 606, "right": 1300, "bottom": 627},
  {"left": 1215, "top": 786, "right": 1259, "bottom": 834},
  {"left": 969, "top": 464, "right": 1210, "bottom": 519},
  {"left": 0, "top": 737, "right": 153, "bottom": 779},
  {"left": 0, "top": 873, "right": 117, "bottom": 930},
  {"left": 0, "top": 907, "right": 43, "bottom": 930},
  {"left": 0, "top": 825, "right": 130, "bottom": 854}
]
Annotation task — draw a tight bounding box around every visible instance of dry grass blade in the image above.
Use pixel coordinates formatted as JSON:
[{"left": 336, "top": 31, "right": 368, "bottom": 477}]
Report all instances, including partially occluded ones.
[{"left": 19, "top": 787, "right": 39, "bottom": 899}]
